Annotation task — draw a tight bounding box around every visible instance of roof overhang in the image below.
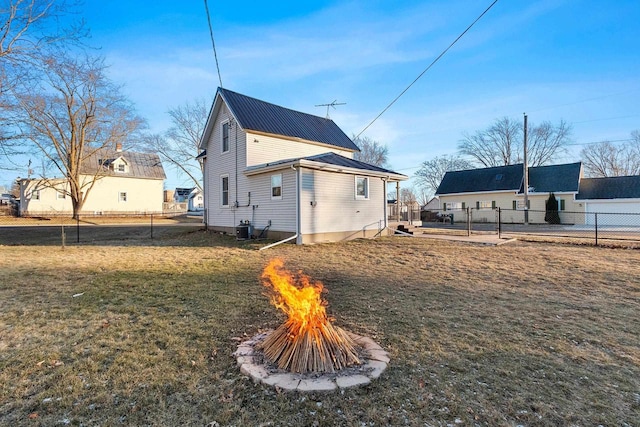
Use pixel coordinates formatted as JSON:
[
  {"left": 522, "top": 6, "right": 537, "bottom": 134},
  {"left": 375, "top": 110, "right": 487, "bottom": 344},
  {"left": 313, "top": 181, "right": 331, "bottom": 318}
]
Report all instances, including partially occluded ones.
[{"left": 245, "top": 158, "right": 407, "bottom": 181}]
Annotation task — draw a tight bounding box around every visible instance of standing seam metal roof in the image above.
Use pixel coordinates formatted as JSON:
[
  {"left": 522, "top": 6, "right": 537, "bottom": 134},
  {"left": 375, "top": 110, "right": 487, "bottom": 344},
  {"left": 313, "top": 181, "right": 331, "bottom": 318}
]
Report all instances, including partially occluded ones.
[{"left": 218, "top": 88, "right": 360, "bottom": 152}]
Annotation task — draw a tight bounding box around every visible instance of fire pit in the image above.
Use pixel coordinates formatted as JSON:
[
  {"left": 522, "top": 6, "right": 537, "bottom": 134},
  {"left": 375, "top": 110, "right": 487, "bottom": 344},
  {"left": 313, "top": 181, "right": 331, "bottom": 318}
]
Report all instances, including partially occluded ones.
[{"left": 233, "top": 259, "right": 389, "bottom": 391}]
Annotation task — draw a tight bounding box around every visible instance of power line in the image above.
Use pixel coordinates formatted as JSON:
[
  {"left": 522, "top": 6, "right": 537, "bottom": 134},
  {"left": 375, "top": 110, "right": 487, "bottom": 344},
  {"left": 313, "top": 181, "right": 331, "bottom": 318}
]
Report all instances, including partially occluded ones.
[
  {"left": 355, "top": 0, "right": 499, "bottom": 139},
  {"left": 204, "top": 0, "right": 223, "bottom": 88}
]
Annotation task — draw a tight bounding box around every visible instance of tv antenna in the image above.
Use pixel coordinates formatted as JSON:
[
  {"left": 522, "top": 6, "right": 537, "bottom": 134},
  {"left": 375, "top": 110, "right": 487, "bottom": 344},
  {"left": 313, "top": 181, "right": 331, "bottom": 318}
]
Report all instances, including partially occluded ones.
[{"left": 315, "top": 100, "right": 346, "bottom": 119}]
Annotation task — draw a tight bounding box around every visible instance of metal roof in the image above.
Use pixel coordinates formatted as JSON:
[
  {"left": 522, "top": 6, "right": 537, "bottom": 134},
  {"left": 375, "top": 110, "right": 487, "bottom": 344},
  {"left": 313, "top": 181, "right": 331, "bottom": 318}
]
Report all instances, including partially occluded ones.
[
  {"left": 303, "top": 152, "right": 401, "bottom": 175},
  {"left": 218, "top": 88, "right": 360, "bottom": 152},
  {"left": 244, "top": 152, "right": 407, "bottom": 180},
  {"left": 436, "top": 162, "right": 582, "bottom": 195},
  {"left": 576, "top": 176, "right": 640, "bottom": 200},
  {"left": 80, "top": 149, "right": 166, "bottom": 180}
]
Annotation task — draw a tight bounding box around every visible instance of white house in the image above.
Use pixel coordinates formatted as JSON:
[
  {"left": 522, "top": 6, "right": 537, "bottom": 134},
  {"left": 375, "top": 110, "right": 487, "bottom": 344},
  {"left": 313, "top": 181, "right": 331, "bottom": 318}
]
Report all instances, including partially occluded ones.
[
  {"left": 188, "top": 188, "right": 204, "bottom": 211},
  {"left": 18, "top": 145, "right": 166, "bottom": 216},
  {"left": 198, "top": 88, "right": 407, "bottom": 244},
  {"left": 576, "top": 175, "right": 640, "bottom": 225}
]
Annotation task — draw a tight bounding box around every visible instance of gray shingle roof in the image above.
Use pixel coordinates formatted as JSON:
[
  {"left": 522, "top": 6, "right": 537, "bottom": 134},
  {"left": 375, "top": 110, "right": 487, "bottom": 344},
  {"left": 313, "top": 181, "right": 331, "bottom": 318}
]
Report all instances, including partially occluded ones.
[
  {"left": 577, "top": 176, "right": 640, "bottom": 200},
  {"left": 80, "top": 149, "right": 166, "bottom": 180},
  {"left": 218, "top": 88, "right": 359, "bottom": 152},
  {"left": 435, "top": 164, "right": 523, "bottom": 195},
  {"left": 520, "top": 162, "right": 582, "bottom": 193},
  {"left": 436, "top": 162, "right": 582, "bottom": 195}
]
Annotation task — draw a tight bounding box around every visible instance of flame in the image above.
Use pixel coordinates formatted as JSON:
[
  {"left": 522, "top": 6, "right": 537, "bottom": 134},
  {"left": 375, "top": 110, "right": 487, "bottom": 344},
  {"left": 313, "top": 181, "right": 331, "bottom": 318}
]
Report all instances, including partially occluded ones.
[
  {"left": 259, "top": 258, "right": 360, "bottom": 373},
  {"left": 261, "top": 258, "right": 328, "bottom": 335}
]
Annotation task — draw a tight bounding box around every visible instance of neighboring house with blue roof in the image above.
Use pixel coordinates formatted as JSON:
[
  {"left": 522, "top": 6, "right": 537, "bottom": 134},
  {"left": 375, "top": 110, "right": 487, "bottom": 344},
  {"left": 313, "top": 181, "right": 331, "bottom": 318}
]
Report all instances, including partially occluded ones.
[
  {"left": 576, "top": 176, "right": 640, "bottom": 225},
  {"left": 198, "top": 88, "right": 407, "bottom": 244},
  {"left": 435, "top": 162, "right": 583, "bottom": 223}
]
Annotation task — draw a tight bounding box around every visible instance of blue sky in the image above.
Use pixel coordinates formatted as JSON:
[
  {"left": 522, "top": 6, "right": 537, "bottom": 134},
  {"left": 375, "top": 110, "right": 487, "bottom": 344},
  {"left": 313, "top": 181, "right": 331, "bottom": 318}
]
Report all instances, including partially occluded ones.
[{"left": 4, "top": 0, "right": 640, "bottom": 190}]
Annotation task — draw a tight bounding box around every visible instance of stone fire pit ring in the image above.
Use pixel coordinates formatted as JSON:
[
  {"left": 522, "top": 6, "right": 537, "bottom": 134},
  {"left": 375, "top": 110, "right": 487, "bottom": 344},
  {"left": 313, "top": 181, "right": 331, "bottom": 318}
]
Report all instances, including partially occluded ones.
[{"left": 234, "top": 330, "right": 389, "bottom": 392}]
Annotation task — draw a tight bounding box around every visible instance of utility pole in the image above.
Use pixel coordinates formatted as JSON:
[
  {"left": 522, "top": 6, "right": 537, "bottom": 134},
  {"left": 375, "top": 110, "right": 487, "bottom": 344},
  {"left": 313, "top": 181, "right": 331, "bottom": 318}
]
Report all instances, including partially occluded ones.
[{"left": 523, "top": 113, "right": 529, "bottom": 225}]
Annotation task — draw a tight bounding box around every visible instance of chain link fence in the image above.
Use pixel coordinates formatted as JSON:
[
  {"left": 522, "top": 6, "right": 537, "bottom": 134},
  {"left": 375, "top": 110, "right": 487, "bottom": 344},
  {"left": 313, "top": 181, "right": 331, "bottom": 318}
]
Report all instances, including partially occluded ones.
[
  {"left": 419, "top": 207, "right": 640, "bottom": 247},
  {"left": 0, "top": 206, "right": 204, "bottom": 245}
]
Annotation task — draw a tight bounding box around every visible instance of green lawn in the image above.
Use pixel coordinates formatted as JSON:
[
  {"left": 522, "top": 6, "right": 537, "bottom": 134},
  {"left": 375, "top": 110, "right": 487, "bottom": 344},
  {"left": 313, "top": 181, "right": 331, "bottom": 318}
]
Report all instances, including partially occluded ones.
[{"left": 1, "top": 232, "right": 639, "bottom": 426}]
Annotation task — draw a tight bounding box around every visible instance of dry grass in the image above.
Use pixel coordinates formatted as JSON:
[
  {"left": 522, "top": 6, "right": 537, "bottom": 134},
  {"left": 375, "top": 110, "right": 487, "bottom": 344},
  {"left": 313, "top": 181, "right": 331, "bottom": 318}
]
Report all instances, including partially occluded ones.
[{"left": 1, "top": 232, "right": 639, "bottom": 426}]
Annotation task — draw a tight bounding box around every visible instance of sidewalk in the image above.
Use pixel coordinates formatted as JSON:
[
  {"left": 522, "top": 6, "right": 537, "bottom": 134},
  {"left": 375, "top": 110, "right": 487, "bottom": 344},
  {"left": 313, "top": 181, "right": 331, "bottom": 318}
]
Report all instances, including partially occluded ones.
[{"left": 415, "top": 232, "right": 516, "bottom": 246}]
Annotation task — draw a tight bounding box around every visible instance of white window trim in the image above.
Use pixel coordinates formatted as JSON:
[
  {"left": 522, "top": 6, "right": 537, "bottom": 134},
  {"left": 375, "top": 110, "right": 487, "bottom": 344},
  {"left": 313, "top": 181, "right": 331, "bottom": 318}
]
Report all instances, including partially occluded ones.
[
  {"left": 57, "top": 191, "right": 66, "bottom": 200},
  {"left": 221, "top": 120, "right": 230, "bottom": 154},
  {"left": 31, "top": 190, "right": 40, "bottom": 201},
  {"left": 119, "top": 191, "right": 127, "bottom": 202},
  {"left": 355, "top": 176, "right": 369, "bottom": 200},
  {"left": 478, "top": 200, "right": 492, "bottom": 210},
  {"left": 271, "top": 174, "right": 283, "bottom": 200},
  {"left": 220, "top": 174, "right": 229, "bottom": 207}
]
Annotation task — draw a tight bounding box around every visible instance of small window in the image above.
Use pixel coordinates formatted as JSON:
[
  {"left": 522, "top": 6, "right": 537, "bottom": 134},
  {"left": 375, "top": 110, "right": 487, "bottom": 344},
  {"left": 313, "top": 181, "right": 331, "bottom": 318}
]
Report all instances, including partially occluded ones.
[
  {"left": 32, "top": 190, "right": 40, "bottom": 200},
  {"left": 119, "top": 192, "right": 127, "bottom": 202},
  {"left": 495, "top": 174, "right": 503, "bottom": 181},
  {"left": 221, "top": 175, "right": 229, "bottom": 207},
  {"left": 271, "top": 174, "right": 282, "bottom": 199},
  {"left": 57, "top": 191, "right": 66, "bottom": 199},
  {"left": 117, "top": 163, "right": 126, "bottom": 173},
  {"left": 222, "top": 122, "right": 230, "bottom": 153},
  {"left": 448, "top": 202, "right": 462, "bottom": 210},
  {"left": 558, "top": 199, "right": 565, "bottom": 211},
  {"left": 355, "top": 176, "right": 369, "bottom": 199},
  {"left": 478, "top": 201, "right": 492, "bottom": 210}
]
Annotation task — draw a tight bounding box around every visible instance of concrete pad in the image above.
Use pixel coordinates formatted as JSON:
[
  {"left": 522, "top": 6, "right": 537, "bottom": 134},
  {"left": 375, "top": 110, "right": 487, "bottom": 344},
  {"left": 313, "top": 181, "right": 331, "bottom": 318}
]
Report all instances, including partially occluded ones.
[
  {"left": 364, "top": 360, "right": 388, "bottom": 379},
  {"left": 336, "top": 375, "right": 371, "bottom": 389},
  {"left": 367, "top": 349, "right": 390, "bottom": 363},
  {"left": 240, "top": 363, "right": 269, "bottom": 381},
  {"left": 261, "top": 373, "right": 301, "bottom": 391},
  {"left": 297, "top": 377, "right": 337, "bottom": 392}
]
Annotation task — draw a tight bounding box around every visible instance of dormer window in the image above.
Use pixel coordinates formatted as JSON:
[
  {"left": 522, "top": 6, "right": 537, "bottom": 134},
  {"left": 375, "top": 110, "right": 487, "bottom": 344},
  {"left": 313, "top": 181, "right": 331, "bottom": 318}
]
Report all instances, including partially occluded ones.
[{"left": 117, "top": 163, "right": 125, "bottom": 173}]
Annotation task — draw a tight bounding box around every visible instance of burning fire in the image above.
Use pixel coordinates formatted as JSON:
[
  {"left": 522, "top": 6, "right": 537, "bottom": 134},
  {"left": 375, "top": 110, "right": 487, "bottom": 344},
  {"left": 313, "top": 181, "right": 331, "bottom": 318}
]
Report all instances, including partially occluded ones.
[{"left": 259, "top": 258, "right": 360, "bottom": 373}]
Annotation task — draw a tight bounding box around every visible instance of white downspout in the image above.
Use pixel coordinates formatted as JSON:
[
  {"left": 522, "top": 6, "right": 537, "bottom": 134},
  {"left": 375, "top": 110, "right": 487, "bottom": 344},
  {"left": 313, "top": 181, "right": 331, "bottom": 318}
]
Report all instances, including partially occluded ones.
[
  {"left": 259, "top": 164, "right": 300, "bottom": 250},
  {"left": 295, "top": 164, "right": 302, "bottom": 245}
]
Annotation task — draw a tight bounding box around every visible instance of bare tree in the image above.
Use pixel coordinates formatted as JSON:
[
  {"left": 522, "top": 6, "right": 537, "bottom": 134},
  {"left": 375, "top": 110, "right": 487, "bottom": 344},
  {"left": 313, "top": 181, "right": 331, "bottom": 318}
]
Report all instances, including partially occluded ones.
[
  {"left": 1, "top": 0, "right": 85, "bottom": 165},
  {"left": 458, "top": 117, "right": 571, "bottom": 167},
  {"left": 0, "top": 0, "right": 82, "bottom": 61},
  {"left": 527, "top": 119, "right": 572, "bottom": 166},
  {"left": 415, "top": 154, "right": 473, "bottom": 197},
  {"left": 142, "top": 98, "right": 210, "bottom": 190},
  {"left": 352, "top": 135, "right": 389, "bottom": 167},
  {"left": 580, "top": 132, "right": 640, "bottom": 177},
  {"left": 9, "top": 52, "right": 145, "bottom": 218}
]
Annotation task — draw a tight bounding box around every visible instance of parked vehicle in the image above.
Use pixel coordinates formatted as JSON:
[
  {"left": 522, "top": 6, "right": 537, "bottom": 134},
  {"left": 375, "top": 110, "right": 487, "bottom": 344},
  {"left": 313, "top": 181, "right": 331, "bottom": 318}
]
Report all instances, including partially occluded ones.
[{"left": 0, "top": 193, "right": 15, "bottom": 205}]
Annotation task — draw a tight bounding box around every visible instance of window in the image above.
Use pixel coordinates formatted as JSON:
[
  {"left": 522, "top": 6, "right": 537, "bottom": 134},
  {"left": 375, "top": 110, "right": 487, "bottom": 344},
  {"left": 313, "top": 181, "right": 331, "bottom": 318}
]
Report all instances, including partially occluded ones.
[
  {"left": 355, "top": 176, "right": 369, "bottom": 199},
  {"left": 477, "top": 201, "right": 493, "bottom": 210},
  {"left": 57, "top": 191, "right": 66, "bottom": 200},
  {"left": 31, "top": 190, "right": 40, "bottom": 200},
  {"left": 222, "top": 122, "right": 229, "bottom": 153},
  {"left": 117, "top": 163, "right": 126, "bottom": 173},
  {"left": 558, "top": 199, "right": 565, "bottom": 211},
  {"left": 271, "top": 174, "right": 282, "bottom": 199},
  {"left": 221, "top": 175, "right": 229, "bottom": 207},
  {"left": 447, "top": 202, "right": 462, "bottom": 210},
  {"left": 119, "top": 192, "right": 127, "bottom": 202}
]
